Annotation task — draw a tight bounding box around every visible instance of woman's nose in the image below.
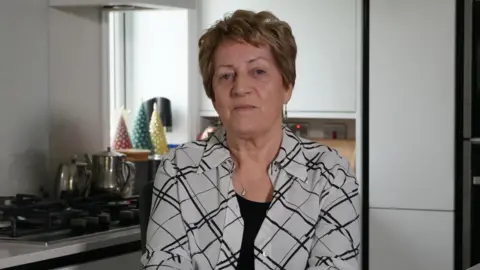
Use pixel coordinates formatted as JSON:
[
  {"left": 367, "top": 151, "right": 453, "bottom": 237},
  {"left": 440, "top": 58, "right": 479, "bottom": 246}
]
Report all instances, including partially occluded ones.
[{"left": 232, "top": 75, "right": 251, "bottom": 96}]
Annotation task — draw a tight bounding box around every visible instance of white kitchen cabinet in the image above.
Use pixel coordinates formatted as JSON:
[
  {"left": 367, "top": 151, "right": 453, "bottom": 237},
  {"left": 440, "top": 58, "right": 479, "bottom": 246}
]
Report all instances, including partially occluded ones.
[
  {"left": 198, "top": 0, "right": 359, "bottom": 117},
  {"left": 369, "top": 0, "right": 455, "bottom": 210},
  {"left": 53, "top": 251, "right": 142, "bottom": 270},
  {"left": 369, "top": 208, "right": 453, "bottom": 270}
]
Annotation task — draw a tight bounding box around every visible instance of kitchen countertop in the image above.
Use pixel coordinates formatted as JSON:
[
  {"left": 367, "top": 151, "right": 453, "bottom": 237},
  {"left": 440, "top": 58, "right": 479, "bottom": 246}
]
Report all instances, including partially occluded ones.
[
  {"left": 469, "top": 264, "right": 480, "bottom": 270},
  {"left": 0, "top": 226, "right": 140, "bottom": 269}
]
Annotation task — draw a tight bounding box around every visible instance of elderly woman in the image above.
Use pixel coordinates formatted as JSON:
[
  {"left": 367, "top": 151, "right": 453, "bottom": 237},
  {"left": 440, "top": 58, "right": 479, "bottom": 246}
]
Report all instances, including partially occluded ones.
[{"left": 141, "top": 9, "right": 360, "bottom": 270}]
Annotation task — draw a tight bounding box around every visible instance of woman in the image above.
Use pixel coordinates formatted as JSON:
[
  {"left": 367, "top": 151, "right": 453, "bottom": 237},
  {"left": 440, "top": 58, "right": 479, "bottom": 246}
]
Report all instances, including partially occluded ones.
[{"left": 142, "top": 9, "right": 360, "bottom": 270}]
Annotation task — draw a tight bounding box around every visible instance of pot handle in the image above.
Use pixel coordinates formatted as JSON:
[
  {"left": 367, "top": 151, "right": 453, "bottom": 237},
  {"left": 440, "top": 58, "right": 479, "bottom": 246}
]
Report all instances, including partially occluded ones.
[
  {"left": 120, "top": 161, "right": 136, "bottom": 190},
  {"left": 83, "top": 170, "right": 92, "bottom": 198}
]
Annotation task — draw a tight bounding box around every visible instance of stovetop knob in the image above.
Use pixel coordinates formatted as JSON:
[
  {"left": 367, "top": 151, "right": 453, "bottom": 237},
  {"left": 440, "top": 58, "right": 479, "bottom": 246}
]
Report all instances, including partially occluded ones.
[
  {"left": 130, "top": 209, "right": 140, "bottom": 223},
  {"left": 98, "top": 212, "right": 111, "bottom": 224},
  {"left": 119, "top": 210, "right": 135, "bottom": 226},
  {"left": 130, "top": 209, "right": 139, "bottom": 217},
  {"left": 70, "top": 217, "right": 87, "bottom": 228},
  {"left": 97, "top": 213, "right": 111, "bottom": 230},
  {"left": 85, "top": 216, "right": 99, "bottom": 226},
  {"left": 119, "top": 210, "right": 133, "bottom": 220}
]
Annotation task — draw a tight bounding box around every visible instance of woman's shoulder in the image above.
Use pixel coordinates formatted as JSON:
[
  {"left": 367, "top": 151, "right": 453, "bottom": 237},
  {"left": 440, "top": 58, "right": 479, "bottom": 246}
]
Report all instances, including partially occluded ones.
[
  {"left": 159, "top": 140, "right": 209, "bottom": 168},
  {"left": 295, "top": 136, "right": 352, "bottom": 170}
]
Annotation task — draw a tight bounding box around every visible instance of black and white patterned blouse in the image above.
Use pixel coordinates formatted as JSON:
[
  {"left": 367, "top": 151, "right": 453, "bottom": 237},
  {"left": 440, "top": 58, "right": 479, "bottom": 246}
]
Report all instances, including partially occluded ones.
[{"left": 141, "top": 126, "right": 360, "bottom": 270}]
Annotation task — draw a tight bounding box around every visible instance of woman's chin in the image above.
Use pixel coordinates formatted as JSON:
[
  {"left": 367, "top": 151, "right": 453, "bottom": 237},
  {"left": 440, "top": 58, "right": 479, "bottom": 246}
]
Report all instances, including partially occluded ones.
[
  {"left": 226, "top": 120, "right": 278, "bottom": 139},
  {"left": 227, "top": 122, "right": 260, "bottom": 137}
]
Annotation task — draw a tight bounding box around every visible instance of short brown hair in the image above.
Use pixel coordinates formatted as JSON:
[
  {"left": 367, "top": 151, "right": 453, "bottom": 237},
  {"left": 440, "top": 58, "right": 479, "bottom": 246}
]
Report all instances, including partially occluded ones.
[{"left": 198, "top": 10, "right": 297, "bottom": 101}]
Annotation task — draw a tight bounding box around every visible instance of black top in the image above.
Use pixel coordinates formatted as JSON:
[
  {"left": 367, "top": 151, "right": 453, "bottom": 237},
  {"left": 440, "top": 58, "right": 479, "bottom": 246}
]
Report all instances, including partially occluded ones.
[{"left": 236, "top": 194, "right": 270, "bottom": 270}]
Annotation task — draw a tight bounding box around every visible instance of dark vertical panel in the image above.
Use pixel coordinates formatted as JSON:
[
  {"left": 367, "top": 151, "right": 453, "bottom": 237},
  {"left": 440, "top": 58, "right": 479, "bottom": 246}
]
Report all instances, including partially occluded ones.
[
  {"left": 455, "top": 0, "right": 465, "bottom": 269},
  {"left": 362, "top": 0, "right": 370, "bottom": 269}
]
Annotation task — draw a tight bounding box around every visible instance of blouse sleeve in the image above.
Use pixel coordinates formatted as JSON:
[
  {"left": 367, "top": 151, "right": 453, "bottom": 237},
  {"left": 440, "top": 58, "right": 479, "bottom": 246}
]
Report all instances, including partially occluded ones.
[
  {"left": 141, "top": 155, "right": 193, "bottom": 270},
  {"left": 307, "top": 155, "right": 361, "bottom": 270}
]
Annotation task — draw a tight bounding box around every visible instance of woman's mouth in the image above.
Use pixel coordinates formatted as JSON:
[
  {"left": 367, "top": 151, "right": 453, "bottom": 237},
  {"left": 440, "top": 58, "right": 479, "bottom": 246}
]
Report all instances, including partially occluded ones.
[{"left": 234, "top": 105, "right": 257, "bottom": 111}]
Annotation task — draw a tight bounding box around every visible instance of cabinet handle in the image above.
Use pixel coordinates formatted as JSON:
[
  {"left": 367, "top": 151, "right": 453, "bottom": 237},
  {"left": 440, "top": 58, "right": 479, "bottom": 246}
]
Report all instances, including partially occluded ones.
[{"left": 473, "top": 176, "right": 480, "bottom": 185}]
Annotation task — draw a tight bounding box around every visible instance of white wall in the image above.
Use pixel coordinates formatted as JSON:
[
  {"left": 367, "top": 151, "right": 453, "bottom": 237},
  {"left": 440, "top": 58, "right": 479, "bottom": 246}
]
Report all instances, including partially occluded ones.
[
  {"left": 48, "top": 7, "right": 104, "bottom": 154},
  {"left": 0, "top": 0, "right": 50, "bottom": 196},
  {"left": 369, "top": 0, "right": 455, "bottom": 269},
  {"left": 0, "top": 2, "right": 194, "bottom": 196},
  {"left": 0, "top": 1, "right": 105, "bottom": 197},
  {"left": 0, "top": 2, "right": 107, "bottom": 196},
  {"left": 48, "top": 6, "right": 104, "bottom": 196},
  {"left": 127, "top": 10, "right": 190, "bottom": 145}
]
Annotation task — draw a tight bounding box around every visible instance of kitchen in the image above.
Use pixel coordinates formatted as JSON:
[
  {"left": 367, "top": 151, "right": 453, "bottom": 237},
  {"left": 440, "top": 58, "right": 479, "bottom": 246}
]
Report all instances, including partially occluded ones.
[{"left": 0, "top": 0, "right": 461, "bottom": 270}]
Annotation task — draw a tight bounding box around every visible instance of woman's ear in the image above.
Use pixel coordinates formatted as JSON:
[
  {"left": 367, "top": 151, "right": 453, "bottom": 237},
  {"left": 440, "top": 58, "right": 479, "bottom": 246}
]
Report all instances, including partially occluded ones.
[{"left": 283, "top": 83, "right": 293, "bottom": 104}]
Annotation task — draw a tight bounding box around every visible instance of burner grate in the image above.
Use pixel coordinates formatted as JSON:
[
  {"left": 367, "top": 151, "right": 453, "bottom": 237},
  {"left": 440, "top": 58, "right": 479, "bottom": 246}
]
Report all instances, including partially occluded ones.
[{"left": 0, "top": 194, "right": 139, "bottom": 239}]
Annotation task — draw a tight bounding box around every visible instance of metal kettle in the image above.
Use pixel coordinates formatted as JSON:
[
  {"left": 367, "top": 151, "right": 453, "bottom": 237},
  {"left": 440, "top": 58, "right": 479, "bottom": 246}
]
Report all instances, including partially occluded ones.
[
  {"left": 86, "top": 147, "right": 136, "bottom": 198},
  {"left": 54, "top": 156, "right": 92, "bottom": 199}
]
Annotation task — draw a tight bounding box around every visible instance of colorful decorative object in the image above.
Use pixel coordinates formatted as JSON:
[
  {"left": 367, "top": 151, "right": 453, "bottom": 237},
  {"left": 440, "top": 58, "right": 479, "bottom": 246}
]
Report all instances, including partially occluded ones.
[
  {"left": 149, "top": 103, "right": 169, "bottom": 155},
  {"left": 131, "top": 103, "right": 153, "bottom": 151},
  {"left": 112, "top": 113, "right": 133, "bottom": 150}
]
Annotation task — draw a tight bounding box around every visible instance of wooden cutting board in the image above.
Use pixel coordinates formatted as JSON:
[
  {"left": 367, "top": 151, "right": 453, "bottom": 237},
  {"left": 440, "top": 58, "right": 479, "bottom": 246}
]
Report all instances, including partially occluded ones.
[
  {"left": 117, "top": 149, "right": 151, "bottom": 162},
  {"left": 309, "top": 139, "right": 356, "bottom": 174}
]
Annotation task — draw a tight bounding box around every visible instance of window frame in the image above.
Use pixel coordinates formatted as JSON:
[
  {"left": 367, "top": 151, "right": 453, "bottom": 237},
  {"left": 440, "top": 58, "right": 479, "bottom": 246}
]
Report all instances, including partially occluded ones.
[
  {"left": 103, "top": 11, "right": 129, "bottom": 146},
  {"left": 110, "top": 12, "right": 127, "bottom": 114},
  {"left": 101, "top": 8, "right": 200, "bottom": 147}
]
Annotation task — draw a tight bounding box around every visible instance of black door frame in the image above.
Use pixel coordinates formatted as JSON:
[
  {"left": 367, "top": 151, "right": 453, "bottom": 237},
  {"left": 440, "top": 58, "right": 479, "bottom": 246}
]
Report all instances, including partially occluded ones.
[
  {"left": 456, "top": 0, "right": 466, "bottom": 269},
  {"left": 361, "top": 0, "right": 370, "bottom": 269}
]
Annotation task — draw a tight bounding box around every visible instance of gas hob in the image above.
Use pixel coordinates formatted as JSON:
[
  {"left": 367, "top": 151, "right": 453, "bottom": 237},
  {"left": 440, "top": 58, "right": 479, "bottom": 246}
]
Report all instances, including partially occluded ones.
[{"left": 0, "top": 194, "right": 140, "bottom": 246}]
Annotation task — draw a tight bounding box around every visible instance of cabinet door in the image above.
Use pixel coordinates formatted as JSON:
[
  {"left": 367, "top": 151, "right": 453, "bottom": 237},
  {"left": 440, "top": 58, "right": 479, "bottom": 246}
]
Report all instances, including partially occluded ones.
[
  {"left": 370, "top": 208, "right": 453, "bottom": 270},
  {"left": 369, "top": 0, "right": 455, "bottom": 210},
  {"left": 199, "top": 0, "right": 358, "bottom": 114}
]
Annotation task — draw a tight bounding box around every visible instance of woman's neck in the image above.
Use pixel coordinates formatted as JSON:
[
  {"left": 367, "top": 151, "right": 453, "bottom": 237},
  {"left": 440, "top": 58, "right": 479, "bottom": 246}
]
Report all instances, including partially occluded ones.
[{"left": 226, "top": 124, "right": 283, "bottom": 170}]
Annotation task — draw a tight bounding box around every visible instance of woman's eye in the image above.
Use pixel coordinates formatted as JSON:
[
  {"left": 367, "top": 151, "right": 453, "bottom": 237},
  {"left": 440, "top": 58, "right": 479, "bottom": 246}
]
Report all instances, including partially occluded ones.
[
  {"left": 254, "top": 69, "right": 266, "bottom": 75},
  {"left": 220, "top": 73, "right": 233, "bottom": 80}
]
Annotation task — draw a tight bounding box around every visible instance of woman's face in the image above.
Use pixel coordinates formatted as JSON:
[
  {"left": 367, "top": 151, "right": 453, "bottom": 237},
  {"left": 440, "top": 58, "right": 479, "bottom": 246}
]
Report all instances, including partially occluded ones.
[{"left": 212, "top": 41, "right": 292, "bottom": 138}]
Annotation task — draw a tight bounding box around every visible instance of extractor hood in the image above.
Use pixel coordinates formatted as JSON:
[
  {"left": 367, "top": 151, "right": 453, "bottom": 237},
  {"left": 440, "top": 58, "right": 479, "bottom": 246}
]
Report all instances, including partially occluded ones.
[{"left": 49, "top": 0, "right": 196, "bottom": 10}]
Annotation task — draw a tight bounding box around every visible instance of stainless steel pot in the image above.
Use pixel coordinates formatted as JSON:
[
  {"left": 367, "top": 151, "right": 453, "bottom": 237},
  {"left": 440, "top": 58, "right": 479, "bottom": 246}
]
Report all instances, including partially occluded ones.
[
  {"left": 54, "top": 156, "right": 92, "bottom": 199},
  {"left": 87, "top": 147, "right": 136, "bottom": 198}
]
